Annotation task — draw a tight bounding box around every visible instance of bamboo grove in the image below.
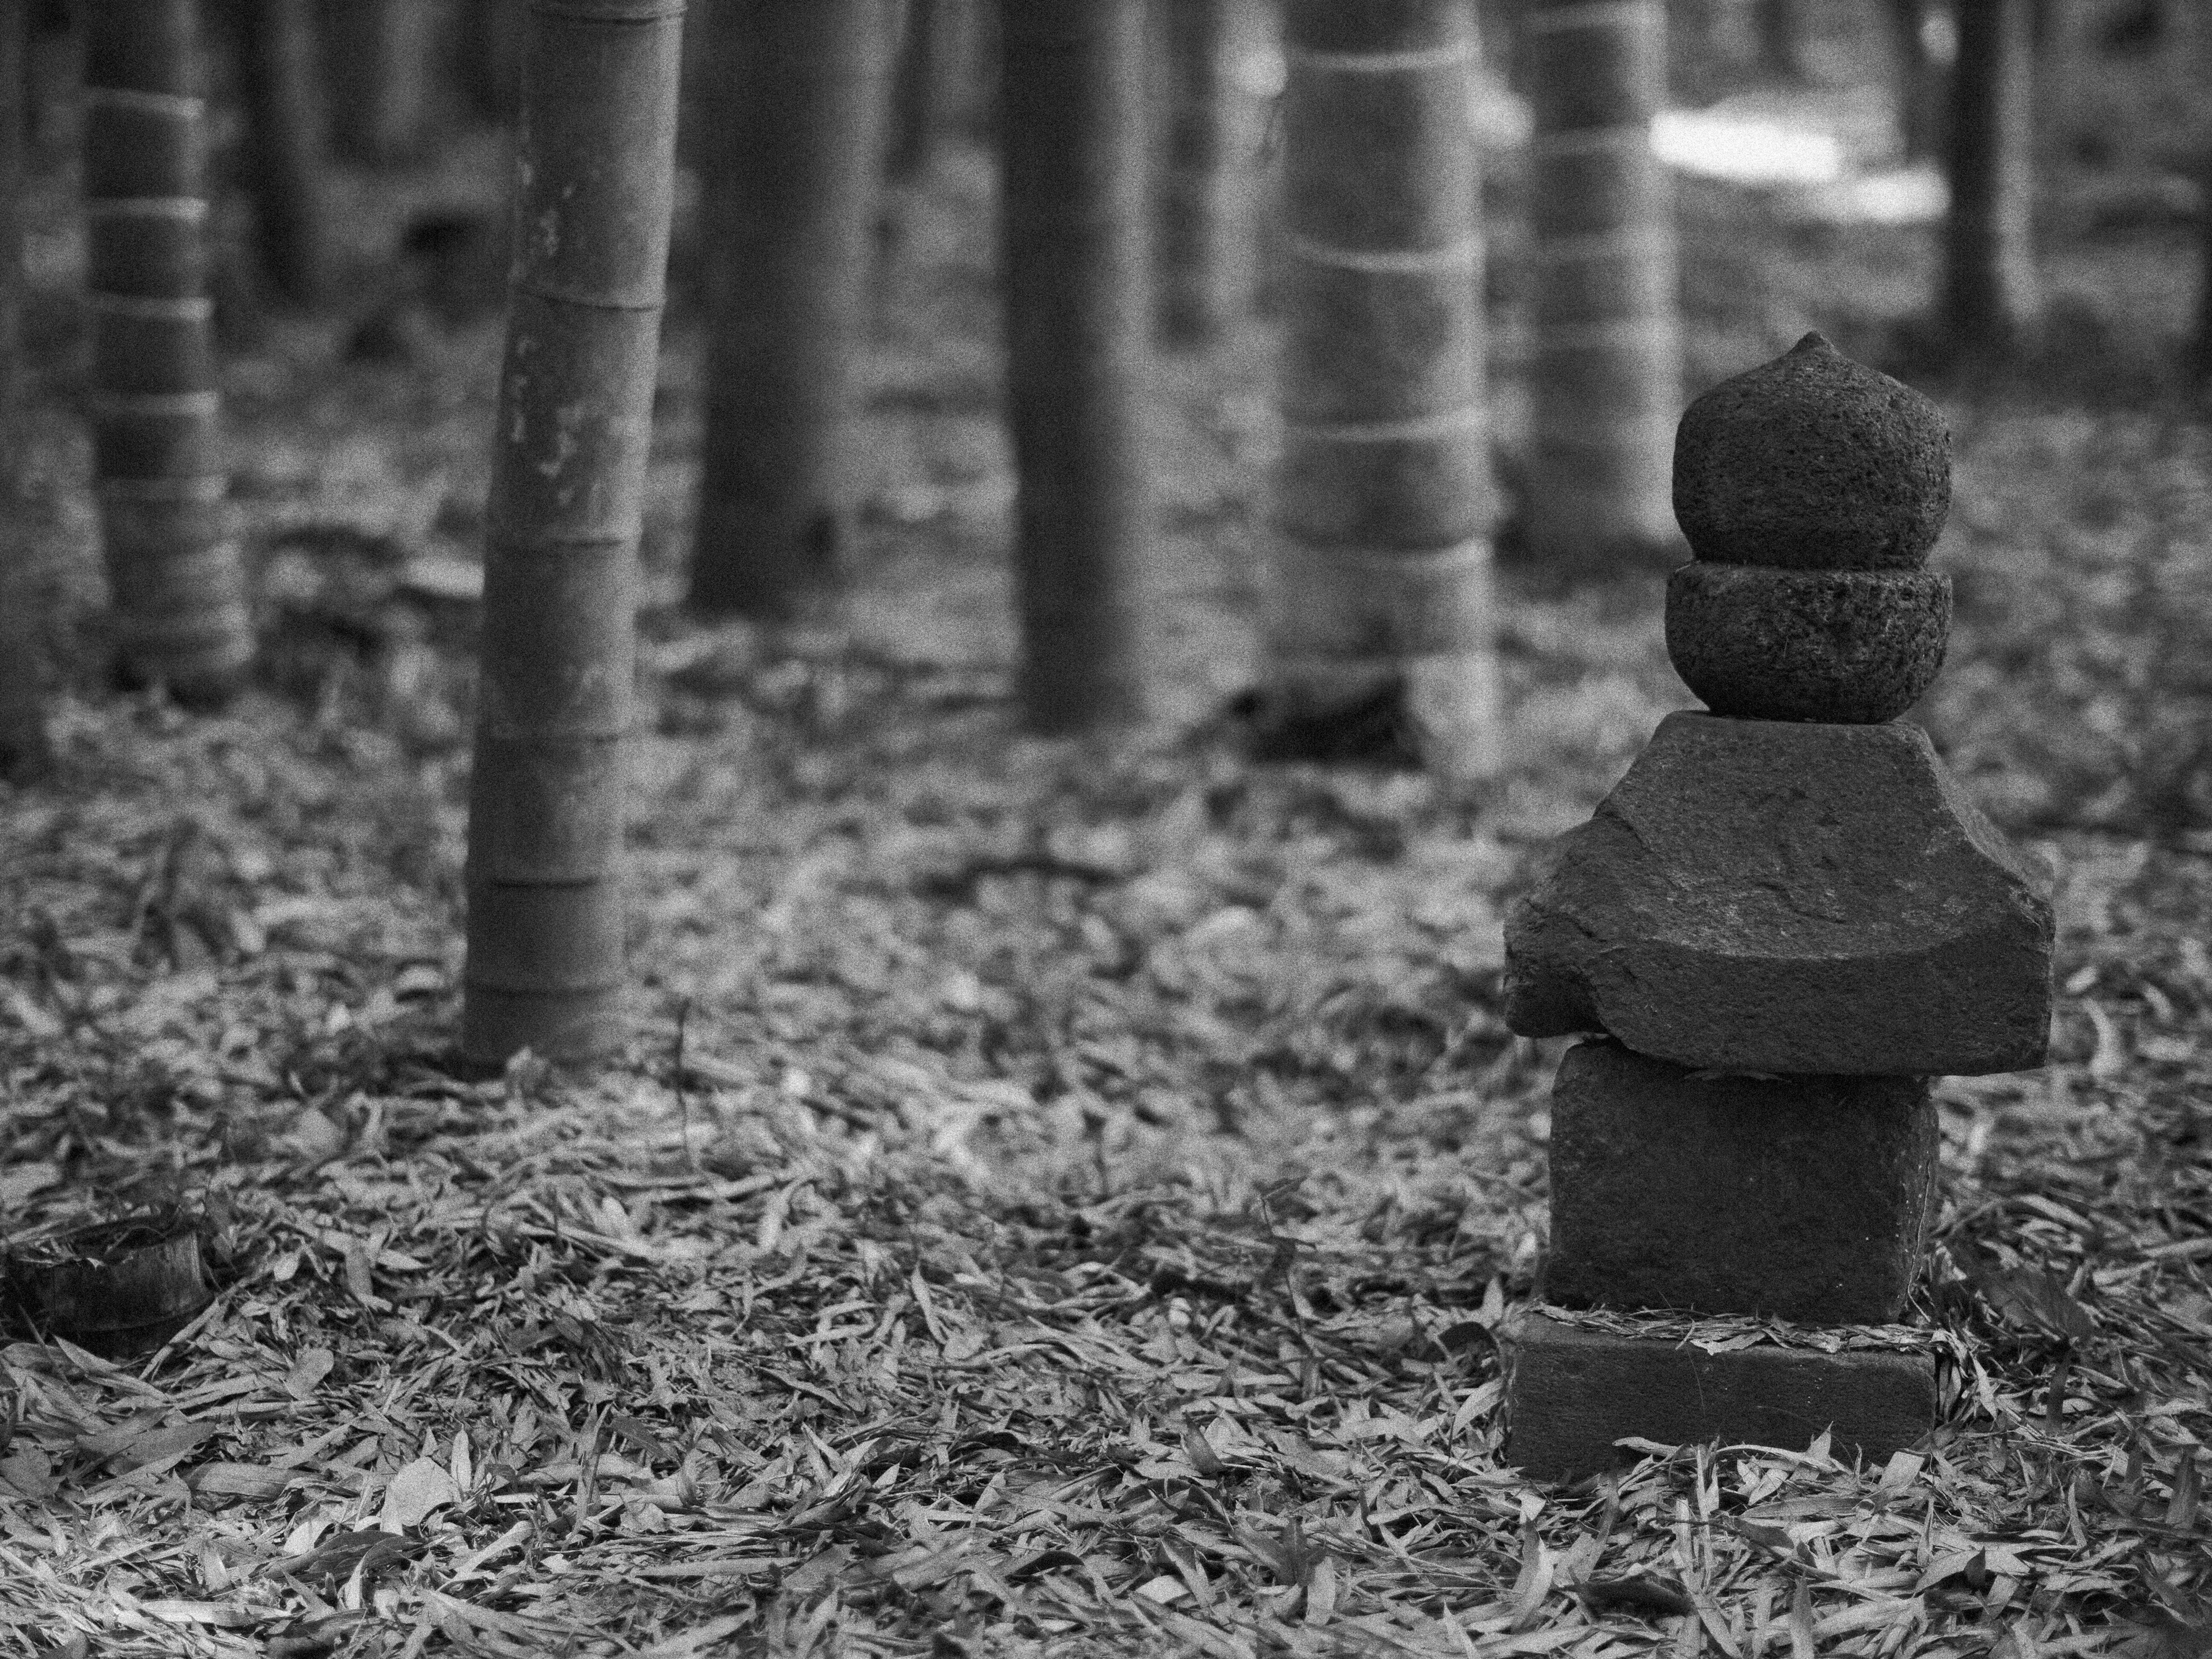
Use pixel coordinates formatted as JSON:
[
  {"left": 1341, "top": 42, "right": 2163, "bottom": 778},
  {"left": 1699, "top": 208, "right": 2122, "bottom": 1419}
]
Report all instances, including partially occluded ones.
[{"left": 0, "top": 1, "right": 2088, "bottom": 1061}]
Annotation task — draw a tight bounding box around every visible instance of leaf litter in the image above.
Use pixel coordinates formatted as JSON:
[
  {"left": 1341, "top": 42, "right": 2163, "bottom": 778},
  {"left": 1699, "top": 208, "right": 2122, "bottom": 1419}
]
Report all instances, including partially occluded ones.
[{"left": 1, "top": 119, "right": 2210, "bottom": 1659}]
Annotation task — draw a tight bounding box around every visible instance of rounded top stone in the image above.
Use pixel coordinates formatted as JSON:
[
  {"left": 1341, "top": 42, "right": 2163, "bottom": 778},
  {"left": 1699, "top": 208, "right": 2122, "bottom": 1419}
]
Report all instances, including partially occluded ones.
[{"left": 1672, "top": 332, "right": 1950, "bottom": 570}]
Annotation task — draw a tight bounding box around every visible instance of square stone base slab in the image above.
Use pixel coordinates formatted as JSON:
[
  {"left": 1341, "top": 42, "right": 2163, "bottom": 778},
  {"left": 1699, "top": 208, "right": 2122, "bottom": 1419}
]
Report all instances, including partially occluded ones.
[{"left": 1503, "top": 1315, "right": 1936, "bottom": 1482}]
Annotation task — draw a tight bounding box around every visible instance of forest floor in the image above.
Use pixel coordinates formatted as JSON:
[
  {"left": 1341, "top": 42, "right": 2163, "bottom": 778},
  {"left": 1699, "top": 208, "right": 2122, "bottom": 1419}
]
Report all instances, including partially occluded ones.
[{"left": 2, "top": 120, "right": 2211, "bottom": 1658}]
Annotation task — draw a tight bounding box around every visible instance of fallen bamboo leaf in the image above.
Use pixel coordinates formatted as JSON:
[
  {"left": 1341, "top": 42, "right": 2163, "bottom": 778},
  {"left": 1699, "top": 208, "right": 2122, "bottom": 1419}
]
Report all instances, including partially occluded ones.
[
  {"left": 1579, "top": 1574, "right": 1697, "bottom": 1618},
  {"left": 1302, "top": 1553, "right": 1337, "bottom": 1626},
  {"left": 378, "top": 1456, "right": 458, "bottom": 1529},
  {"left": 272, "top": 1528, "right": 422, "bottom": 1586},
  {"left": 185, "top": 1461, "right": 296, "bottom": 1499},
  {"left": 283, "top": 1348, "right": 335, "bottom": 1399},
  {"left": 140, "top": 1600, "right": 262, "bottom": 1629},
  {"left": 1181, "top": 1421, "right": 1226, "bottom": 1478},
  {"left": 641, "top": 1612, "right": 753, "bottom": 1657}
]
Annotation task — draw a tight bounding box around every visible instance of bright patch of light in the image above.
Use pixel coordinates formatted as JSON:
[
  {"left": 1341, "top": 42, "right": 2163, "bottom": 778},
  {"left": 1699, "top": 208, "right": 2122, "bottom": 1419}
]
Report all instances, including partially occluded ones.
[
  {"left": 1651, "top": 108, "right": 1847, "bottom": 186},
  {"left": 1839, "top": 166, "right": 1949, "bottom": 224}
]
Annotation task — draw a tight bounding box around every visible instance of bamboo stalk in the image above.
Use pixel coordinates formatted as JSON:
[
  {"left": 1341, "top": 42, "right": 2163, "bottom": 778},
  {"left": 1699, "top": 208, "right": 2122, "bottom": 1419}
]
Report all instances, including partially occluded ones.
[
  {"left": 323, "top": 0, "right": 439, "bottom": 168},
  {"left": 1944, "top": 0, "right": 2038, "bottom": 358},
  {"left": 1522, "top": 0, "right": 1680, "bottom": 569},
  {"left": 463, "top": 0, "right": 526, "bottom": 122},
  {"left": 0, "top": 0, "right": 50, "bottom": 782},
  {"left": 1756, "top": 0, "right": 1808, "bottom": 81},
  {"left": 1880, "top": 0, "right": 1941, "bottom": 162},
  {"left": 1153, "top": 0, "right": 1271, "bottom": 350},
  {"left": 460, "top": 0, "right": 684, "bottom": 1065},
  {"left": 887, "top": 0, "right": 946, "bottom": 186},
  {"left": 83, "top": 0, "right": 252, "bottom": 705},
  {"left": 688, "top": 0, "right": 894, "bottom": 622},
  {"left": 877, "top": 0, "right": 949, "bottom": 308},
  {"left": 1263, "top": 0, "right": 1494, "bottom": 775},
  {"left": 998, "top": 0, "right": 1150, "bottom": 734},
  {"left": 235, "top": 0, "right": 331, "bottom": 305}
]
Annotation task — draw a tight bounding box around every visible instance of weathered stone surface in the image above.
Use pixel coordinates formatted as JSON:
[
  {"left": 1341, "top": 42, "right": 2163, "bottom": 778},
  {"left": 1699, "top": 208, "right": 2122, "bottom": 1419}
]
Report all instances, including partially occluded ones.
[
  {"left": 1673, "top": 333, "right": 1949, "bottom": 571},
  {"left": 1503, "top": 712, "right": 2053, "bottom": 1075},
  {"left": 1665, "top": 563, "right": 1951, "bottom": 724},
  {"left": 1547, "top": 1041, "right": 1938, "bottom": 1323},
  {"left": 1503, "top": 1315, "right": 1937, "bottom": 1480}
]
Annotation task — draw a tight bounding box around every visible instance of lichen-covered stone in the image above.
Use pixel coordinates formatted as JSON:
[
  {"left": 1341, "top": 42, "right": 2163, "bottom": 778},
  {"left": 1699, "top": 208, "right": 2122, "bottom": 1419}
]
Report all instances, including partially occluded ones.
[
  {"left": 1503, "top": 1315, "right": 1937, "bottom": 1480},
  {"left": 1547, "top": 1041, "right": 1938, "bottom": 1324},
  {"left": 1503, "top": 712, "right": 2053, "bottom": 1075},
  {"left": 1665, "top": 563, "right": 1950, "bottom": 723},
  {"left": 1672, "top": 333, "right": 1950, "bottom": 570}
]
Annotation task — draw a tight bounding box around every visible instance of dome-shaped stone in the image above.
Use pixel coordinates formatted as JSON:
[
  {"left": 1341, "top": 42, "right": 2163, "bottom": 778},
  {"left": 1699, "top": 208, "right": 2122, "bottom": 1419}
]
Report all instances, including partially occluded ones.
[
  {"left": 1672, "top": 332, "right": 1950, "bottom": 570},
  {"left": 1665, "top": 564, "right": 1951, "bottom": 723}
]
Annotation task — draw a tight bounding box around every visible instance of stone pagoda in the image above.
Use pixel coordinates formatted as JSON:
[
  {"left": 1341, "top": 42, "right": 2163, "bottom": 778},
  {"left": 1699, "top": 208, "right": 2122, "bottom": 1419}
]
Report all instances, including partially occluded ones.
[{"left": 1501, "top": 334, "right": 2054, "bottom": 1479}]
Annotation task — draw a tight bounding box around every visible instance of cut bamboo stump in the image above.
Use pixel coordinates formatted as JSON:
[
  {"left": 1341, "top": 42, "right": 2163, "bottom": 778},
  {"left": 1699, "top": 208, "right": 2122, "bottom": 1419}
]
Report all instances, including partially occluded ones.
[{"left": 6, "top": 1215, "right": 213, "bottom": 1359}]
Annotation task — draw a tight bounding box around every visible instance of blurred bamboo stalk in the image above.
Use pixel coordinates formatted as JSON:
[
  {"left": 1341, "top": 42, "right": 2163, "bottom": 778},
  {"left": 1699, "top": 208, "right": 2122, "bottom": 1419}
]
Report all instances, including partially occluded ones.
[
  {"left": 1152, "top": 0, "right": 1272, "bottom": 351},
  {"left": 1944, "top": 0, "right": 2038, "bottom": 358},
  {"left": 1881, "top": 0, "right": 1942, "bottom": 162},
  {"left": 461, "top": 0, "right": 525, "bottom": 122},
  {"left": 235, "top": 0, "right": 332, "bottom": 305},
  {"left": 460, "top": 0, "right": 684, "bottom": 1065},
  {"left": 689, "top": 0, "right": 894, "bottom": 622},
  {"left": 2194, "top": 170, "right": 2212, "bottom": 383},
  {"left": 1756, "top": 0, "right": 1808, "bottom": 81},
  {"left": 887, "top": 0, "right": 947, "bottom": 187},
  {"left": 998, "top": 0, "right": 1151, "bottom": 734},
  {"left": 83, "top": 0, "right": 252, "bottom": 704},
  {"left": 0, "top": 0, "right": 50, "bottom": 782},
  {"left": 1262, "top": 0, "right": 1495, "bottom": 775},
  {"left": 1521, "top": 0, "right": 1680, "bottom": 570},
  {"left": 321, "top": 0, "right": 439, "bottom": 168}
]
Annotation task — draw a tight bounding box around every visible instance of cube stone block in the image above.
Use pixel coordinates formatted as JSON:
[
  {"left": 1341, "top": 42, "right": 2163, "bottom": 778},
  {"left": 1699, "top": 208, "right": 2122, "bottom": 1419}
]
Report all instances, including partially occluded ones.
[{"left": 1546, "top": 1040, "right": 1937, "bottom": 1325}]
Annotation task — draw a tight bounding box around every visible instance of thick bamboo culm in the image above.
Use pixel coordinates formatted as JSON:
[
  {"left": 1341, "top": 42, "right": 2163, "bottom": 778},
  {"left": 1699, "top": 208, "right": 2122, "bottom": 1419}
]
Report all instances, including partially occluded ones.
[
  {"left": 236, "top": 0, "right": 331, "bottom": 305},
  {"left": 1153, "top": 0, "right": 1271, "bottom": 350},
  {"left": 83, "top": 0, "right": 252, "bottom": 704},
  {"left": 689, "top": 0, "right": 893, "bottom": 622},
  {"left": 460, "top": 0, "right": 684, "bottom": 1065},
  {"left": 998, "top": 0, "right": 1150, "bottom": 734},
  {"left": 1522, "top": 0, "right": 1680, "bottom": 567},
  {"left": 1264, "top": 0, "right": 1495, "bottom": 775},
  {"left": 0, "top": 0, "right": 50, "bottom": 782},
  {"left": 1943, "top": 0, "right": 2037, "bottom": 357}
]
